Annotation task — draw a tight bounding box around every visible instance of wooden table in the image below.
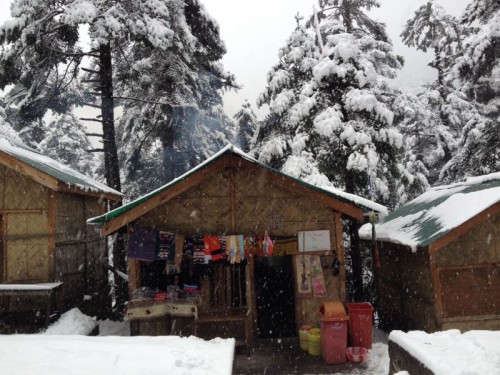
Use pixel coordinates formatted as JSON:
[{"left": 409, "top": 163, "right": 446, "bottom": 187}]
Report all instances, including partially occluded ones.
[
  {"left": 194, "top": 307, "right": 252, "bottom": 355},
  {"left": 0, "top": 282, "right": 63, "bottom": 328},
  {"left": 126, "top": 298, "right": 200, "bottom": 336}
]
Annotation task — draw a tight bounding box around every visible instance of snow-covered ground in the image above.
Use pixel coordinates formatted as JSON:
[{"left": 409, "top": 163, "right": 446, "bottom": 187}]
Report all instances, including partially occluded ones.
[
  {"left": 0, "top": 309, "right": 234, "bottom": 375},
  {"left": 390, "top": 330, "right": 500, "bottom": 375},
  {"left": 2, "top": 308, "right": 498, "bottom": 374}
]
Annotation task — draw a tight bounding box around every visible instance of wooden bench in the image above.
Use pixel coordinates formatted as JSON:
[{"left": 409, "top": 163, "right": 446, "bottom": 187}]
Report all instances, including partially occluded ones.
[
  {"left": 0, "top": 282, "right": 63, "bottom": 329},
  {"left": 194, "top": 307, "right": 252, "bottom": 355}
]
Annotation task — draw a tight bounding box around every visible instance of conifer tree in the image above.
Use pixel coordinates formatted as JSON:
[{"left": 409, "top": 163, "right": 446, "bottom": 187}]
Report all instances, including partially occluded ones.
[
  {"left": 234, "top": 100, "right": 258, "bottom": 152},
  {"left": 115, "top": 0, "right": 238, "bottom": 193},
  {"left": 254, "top": 1, "right": 407, "bottom": 207},
  {"left": 440, "top": 0, "right": 500, "bottom": 182},
  {"left": 39, "top": 113, "right": 97, "bottom": 177},
  {"left": 253, "top": 0, "right": 415, "bottom": 300},
  {"left": 401, "top": 1, "right": 464, "bottom": 101}
]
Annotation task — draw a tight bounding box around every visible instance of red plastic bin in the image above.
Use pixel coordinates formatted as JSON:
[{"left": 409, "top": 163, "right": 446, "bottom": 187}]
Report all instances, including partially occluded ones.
[
  {"left": 320, "top": 301, "right": 349, "bottom": 364},
  {"left": 346, "top": 302, "right": 374, "bottom": 349}
]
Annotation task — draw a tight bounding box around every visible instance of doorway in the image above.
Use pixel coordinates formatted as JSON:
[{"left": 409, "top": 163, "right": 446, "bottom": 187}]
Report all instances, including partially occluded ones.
[{"left": 254, "top": 256, "right": 296, "bottom": 338}]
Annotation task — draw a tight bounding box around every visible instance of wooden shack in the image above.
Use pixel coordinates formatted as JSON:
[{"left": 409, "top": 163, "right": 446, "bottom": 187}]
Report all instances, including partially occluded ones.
[
  {"left": 359, "top": 172, "right": 500, "bottom": 332},
  {"left": 88, "top": 145, "right": 384, "bottom": 345},
  {"left": 0, "top": 137, "right": 122, "bottom": 323}
]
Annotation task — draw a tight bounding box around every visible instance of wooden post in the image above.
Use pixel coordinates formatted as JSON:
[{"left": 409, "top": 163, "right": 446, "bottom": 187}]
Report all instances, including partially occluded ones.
[
  {"left": 428, "top": 245, "right": 444, "bottom": 329},
  {"left": 47, "top": 191, "right": 57, "bottom": 282},
  {"left": 334, "top": 212, "right": 346, "bottom": 303},
  {"left": 128, "top": 259, "right": 140, "bottom": 296},
  {"left": 229, "top": 168, "right": 236, "bottom": 233}
]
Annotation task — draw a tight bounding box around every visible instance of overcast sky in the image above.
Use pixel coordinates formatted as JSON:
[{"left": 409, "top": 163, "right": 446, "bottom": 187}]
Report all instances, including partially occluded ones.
[
  {"left": 0, "top": 0, "right": 470, "bottom": 119},
  {"left": 202, "top": 0, "right": 470, "bottom": 117}
]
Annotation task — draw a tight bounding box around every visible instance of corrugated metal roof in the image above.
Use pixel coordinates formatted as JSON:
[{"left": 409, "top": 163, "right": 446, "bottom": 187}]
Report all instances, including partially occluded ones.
[
  {"left": 0, "top": 136, "right": 122, "bottom": 197},
  {"left": 88, "top": 144, "right": 386, "bottom": 225},
  {"left": 359, "top": 172, "right": 500, "bottom": 250}
]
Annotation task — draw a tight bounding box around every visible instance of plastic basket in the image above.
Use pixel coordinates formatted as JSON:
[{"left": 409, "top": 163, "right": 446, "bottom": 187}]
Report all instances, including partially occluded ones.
[{"left": 346, "top": 347, "right": 368, "bottom": 363}]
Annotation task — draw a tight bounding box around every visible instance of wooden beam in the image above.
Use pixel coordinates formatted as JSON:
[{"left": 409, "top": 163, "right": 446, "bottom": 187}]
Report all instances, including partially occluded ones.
[
  {"left": 0, "top": 209, "right": 44, "bottom": 214},
  {"left": 429, "top": 202, "right": 500, "bottom": 252},
  {"left": 227, "top": 156, "right": 365, "bottom": 221},
  {"left": 0, "top": 151, "right": 59, "bottom": 191},
  {"left": 440, "top": 314, "right": 500, "bottom": 323},
  {"left": 128, "top": 258, "right": 140, "bottom": 295},
  {"left": 230, "top": 168, "right": 236, "bottom": 233},
  {"left": 249, "top": 256, "right": 257, "bottom": 340},
  {"left": 428, "top": 246, "right": 444, "bottom": 328},
  {"left": 57, "top": 181, "right": 122, "bottom": 201},
  {"left": 47, "top": 191, "right": 56, "bottom": 281},
  {"left": 334, "top": 212, "right": 346, "bottom": 303},
  {"left": 101, "top": 157, "right": 231, "bottom": 236}
]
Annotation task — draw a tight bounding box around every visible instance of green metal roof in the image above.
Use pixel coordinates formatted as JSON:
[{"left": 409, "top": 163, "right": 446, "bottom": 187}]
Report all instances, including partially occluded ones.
[
  {"left": 359, "top": 173, "right": 500, "bottom": 250},
  {"left": 0, "top": 137, "right": 122, "bottom": 197},
  {"left": 88, "top": 144, "right": 387, "bottom": 225}
]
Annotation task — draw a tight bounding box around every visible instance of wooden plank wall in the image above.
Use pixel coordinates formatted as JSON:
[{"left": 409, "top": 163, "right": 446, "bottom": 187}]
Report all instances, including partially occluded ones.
[
  {"left": 432, "top": 210, "right": 500, "bottom": 330},
  {"left": 0, "top": 165, "right": 51, "bottom": 284},
  {"left": 55, "top": 193, "right": 109, "bottom": 310},
  {"left": 84, "top": 198, "right": 109, "bottom": 300},
  {"left": 375, "top": 242, "right": 439, "bottom": 332},
  {"left": 0, "top": 165, "right": 53, "bottom": 311}
]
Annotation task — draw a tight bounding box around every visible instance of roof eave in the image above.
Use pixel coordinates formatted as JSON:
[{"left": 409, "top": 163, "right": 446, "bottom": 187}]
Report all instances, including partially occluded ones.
[{"left": 92, "top": 150, "right": 372, "bottom": 235}]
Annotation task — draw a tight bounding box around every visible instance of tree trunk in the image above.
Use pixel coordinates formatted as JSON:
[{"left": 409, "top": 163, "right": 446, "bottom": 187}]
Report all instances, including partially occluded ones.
[
  {"left": 162, "top": 112, "right": 176, "bottom": 184},
  {"left": 348, "top": 218, "right": 364, "bottom": 301},
  {"left": 345, "top": 177, "right": 364, "bottom": 302},
  {"left": 99, "top": 42, "right": 128, "bottom": 314},
  {"left": 435, "top": 47, "right": 446, "bottom": 102},
  {"left": 100, "top": 42, "right": 121, "bottom": 195}
]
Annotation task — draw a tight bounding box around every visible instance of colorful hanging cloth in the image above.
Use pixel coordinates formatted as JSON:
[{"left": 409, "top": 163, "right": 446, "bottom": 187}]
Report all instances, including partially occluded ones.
[
  {"left": 159, "top": 231, "right": 175, "bottom": 262},
  {"left": 204, "top": 235, "right": 225, "bottom": 262},
  {"left": 262, "top": 231, "right": 274, "bottom": 257},
  {"left": 127, "top": 226, "right": 159, "bottom": 261}
]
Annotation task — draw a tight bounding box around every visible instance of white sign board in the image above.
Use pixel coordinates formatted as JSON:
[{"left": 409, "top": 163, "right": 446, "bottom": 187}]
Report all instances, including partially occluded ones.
[{"left": 298, "top": 230, "right": 331, "bottom": 252}]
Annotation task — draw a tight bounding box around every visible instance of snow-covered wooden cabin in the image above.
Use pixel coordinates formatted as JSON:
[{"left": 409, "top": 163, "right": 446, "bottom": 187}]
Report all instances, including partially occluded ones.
[
  {"left": 88, "top": 145, "right": 385, "bottom": 346},
  {"left": 359, "top": 172, "right": 500, "bottom": 332},
  {"left": 0, "top": 137, "right": 122, "bottom": 325}
]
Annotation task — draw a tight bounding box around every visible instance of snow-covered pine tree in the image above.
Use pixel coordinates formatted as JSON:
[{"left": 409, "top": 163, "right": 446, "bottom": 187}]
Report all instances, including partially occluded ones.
[
  {"left": 114, "top": 0, "right": 238, "bottom": 195},
  {"left": 439, "top": 0, "right": 500, "bottom": 182},
  {"left": 254, "top": 17, "right": 321, "bottom": 172},
  {"left": 255, "top": 1, "right": 407, "bottom": 208},
  {"left": 0, "top": 106, "right": 21, "bottom": 142},
  {"left": 39, "top": 113, "right": 97, "bottom": 177},
  {"left": 234, "top": 100, "right": 258, "bottom": 152},
  {"left": 400, "top": 1, "right": 470, "bottom": 183},
  {"left": 253, "top": 0, "right": 415, "bottom": 301},
  {"left": 401, "top": 1, "right": 464, "bottom": 101}
]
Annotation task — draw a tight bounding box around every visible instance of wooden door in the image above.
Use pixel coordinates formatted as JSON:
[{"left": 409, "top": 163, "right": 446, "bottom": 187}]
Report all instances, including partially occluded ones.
[{"left": 254, "top": 256, "right": 296, "bottom": 338}]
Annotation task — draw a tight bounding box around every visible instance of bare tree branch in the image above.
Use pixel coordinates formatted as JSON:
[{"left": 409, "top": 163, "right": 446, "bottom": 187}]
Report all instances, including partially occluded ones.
[
  {"left": 82, "top": 67, "right": 100, "bottom": 75},
  {"left": 80, "top": 117, "right": 103, "bottom": 123}
]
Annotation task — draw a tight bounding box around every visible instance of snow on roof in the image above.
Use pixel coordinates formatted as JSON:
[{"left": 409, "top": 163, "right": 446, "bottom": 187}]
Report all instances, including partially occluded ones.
[
  {"left": 389, "top": 330, "right": 500, "bottom": 375},
  {"left": 319, "top": 185, "right": 388, "bottom": 216},
  {"left": 88, "top": 144, "right": 386, "bottom": 225},
  {"left": 359, "top": 172, "right": 500, "bottom": 250},
  {"left": 0, "top": 137, "right": 122, "bottom": 197}
]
